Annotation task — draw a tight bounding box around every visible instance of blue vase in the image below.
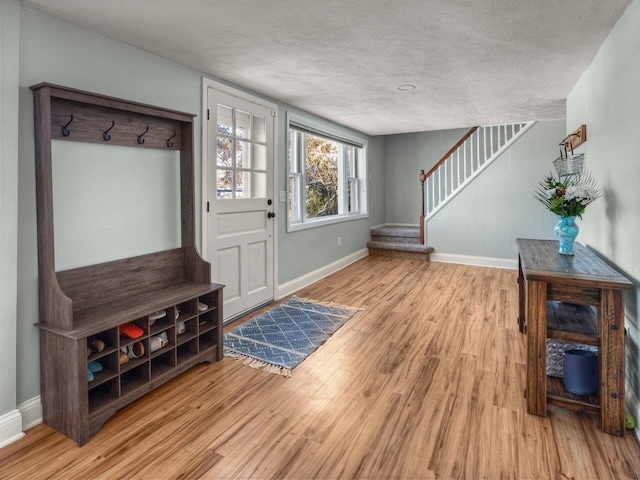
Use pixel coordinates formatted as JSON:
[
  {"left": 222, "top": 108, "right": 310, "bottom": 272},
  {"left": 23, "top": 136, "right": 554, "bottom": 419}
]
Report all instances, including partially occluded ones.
[{"left": 554, "top": 215, "right": 579, "bottom": 255}]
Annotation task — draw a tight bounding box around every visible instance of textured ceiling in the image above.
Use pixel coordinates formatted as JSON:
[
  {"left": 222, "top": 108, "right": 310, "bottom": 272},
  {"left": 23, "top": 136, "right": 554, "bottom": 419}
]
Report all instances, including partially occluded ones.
[{"left": 23, "top": 0, "right": 632, "bottom": 135}]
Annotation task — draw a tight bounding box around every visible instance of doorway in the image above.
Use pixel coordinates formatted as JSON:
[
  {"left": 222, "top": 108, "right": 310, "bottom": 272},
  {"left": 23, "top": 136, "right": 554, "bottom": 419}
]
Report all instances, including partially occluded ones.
[{"left": 203, "top": 80, "right": 277, "bottom": 321}]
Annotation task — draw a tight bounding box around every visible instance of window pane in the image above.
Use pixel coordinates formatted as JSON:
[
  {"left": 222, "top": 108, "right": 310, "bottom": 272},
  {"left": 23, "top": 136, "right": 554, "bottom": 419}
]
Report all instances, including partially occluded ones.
[
  {"left": 348, "top": 179, "right": 358, "bottom": 213},
  {"left": 288, "top": 175, "right": 297, "bottom": 221},
  {"left": 217, "top": 105, "right": 233, "bottom": 135},
  {"left": 253, "top": 115, "right": 267, "bottom": 143},
  {"left": 305, "top": 134, "right": 338, "bottom": 218},
  {"left": 235, "top": 170, "right": 249, "bottom": 198},
  {"left": 236, "top": 141, "right": 250, "bottom": 169},
  {"left": 253, "top": 144, "right": 267, "bottom": 171},
  {"left": 236, "top": 110, "right": 251, "bottom": 139},
  {"left": 252, "top": 172, "right": 266, "bottom": 198},
  {"left": 216, "top": 169, "right": 233, "bottom": 199},
  {"left": 346, "top": 146, "right": 355, "bottom": 177},
  {"left": 217, "top": 137, "right": 234, "bottom": 167}
]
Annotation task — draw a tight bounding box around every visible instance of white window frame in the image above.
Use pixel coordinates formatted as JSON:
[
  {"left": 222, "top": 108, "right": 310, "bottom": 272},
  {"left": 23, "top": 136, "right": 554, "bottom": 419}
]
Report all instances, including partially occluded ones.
[{"left": 286, "top": 112, "right": 368, "bottom": 232}]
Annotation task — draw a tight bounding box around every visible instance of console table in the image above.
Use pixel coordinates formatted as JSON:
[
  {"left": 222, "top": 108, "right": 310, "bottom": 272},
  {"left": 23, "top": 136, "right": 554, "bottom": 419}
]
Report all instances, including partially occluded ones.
[{"left": 516, "top": 238, "right": 632, "bottom": 436}]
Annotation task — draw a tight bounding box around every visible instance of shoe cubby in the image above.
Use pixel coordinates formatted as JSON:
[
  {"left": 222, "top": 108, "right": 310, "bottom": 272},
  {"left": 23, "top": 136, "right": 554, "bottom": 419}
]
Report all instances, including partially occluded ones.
[
  {"left": 89, "top": 378, "right": 119, "bottom": 414},
  {"left": 150, "top": 326, "right": 175, "bottom": 359},
  {"left": 87, "top": 329, "right": 119, "bottom": 362},
  {"left": 151, "top": 351, "right": 176, "bottom": 379},
  {"left": 198, "top": 310, "right": 217, "bottom": 333},
  {"left": 198, "top": 329, "right": 218, "bottom": 352},
  {"left": 177, "top": 338, "right": 199, "bottom": 365},
  {"left": 120, "top": 362, "right": 150, "bottom": 397},
  {"left": 177, "top": 300, "right": 198, "bottom": 321},
  {"left": 177, "top": 318, "right": 198, "bottom": 346},
  {"left": 88, "top": 351, "right": 119, "bottom": 389},
  {"left": 149, "top": 310, "right": 174, "bottom": 336}
]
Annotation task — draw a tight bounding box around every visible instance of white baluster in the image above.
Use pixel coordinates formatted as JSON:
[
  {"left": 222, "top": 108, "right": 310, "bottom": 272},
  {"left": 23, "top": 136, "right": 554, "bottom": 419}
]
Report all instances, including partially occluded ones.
[{"left": 463, "top": 139, "right": 467, "bottom": 181}]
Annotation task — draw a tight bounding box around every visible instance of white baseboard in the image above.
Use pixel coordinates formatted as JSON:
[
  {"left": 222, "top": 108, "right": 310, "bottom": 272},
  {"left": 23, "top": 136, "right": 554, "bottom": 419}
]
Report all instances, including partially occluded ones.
[
  {"left": 626, "top": 384, "right": 640, "bottom": 443},
  {"left": 277, "top": 248, "right": 369, "bottom": 298},
  {"left": 18, "top": 396, "right": 42, "bottom": 431},
  {"left": 430, "top": 252, "right": 518, "bottom": 270},
  {"left": 0, "top": 409, "right": 24, "bottom": 449},
  {"left": 369, "top": 223, "right": 386, "bottom": 230}
]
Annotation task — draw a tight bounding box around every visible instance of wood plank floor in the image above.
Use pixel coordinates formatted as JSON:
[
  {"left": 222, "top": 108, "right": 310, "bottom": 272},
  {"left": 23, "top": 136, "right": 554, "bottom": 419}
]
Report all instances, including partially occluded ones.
[{"left": 1, "top": 256, "right": 639, "bottom": 479}]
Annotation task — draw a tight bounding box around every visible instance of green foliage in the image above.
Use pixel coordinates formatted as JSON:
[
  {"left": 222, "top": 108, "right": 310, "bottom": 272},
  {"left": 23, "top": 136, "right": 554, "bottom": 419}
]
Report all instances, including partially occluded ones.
[{"left": 534, "top": 171, "right": 602, "bottom": 218}]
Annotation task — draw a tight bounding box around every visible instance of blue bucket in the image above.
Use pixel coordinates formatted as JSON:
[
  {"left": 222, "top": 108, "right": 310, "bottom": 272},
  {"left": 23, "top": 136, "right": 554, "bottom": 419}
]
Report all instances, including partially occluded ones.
[{"left": 563, "top": 349, "right": 598, "bottom": 396}]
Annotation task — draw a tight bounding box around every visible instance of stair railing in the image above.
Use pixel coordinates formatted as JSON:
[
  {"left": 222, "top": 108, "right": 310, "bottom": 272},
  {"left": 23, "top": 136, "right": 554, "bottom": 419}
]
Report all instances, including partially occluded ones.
[{"left": 419, "top": 122, "right": 535, "bottom": 243}]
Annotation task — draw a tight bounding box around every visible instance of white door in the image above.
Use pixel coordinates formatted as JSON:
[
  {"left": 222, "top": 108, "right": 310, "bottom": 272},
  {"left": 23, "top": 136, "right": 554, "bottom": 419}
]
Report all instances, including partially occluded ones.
[{"left": 205, "top": 86, "right": 276, "bottom": 321}]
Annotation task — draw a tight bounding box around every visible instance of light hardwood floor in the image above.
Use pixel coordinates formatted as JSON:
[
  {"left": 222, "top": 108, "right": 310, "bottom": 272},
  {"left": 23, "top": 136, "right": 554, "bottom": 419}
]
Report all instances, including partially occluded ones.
[{"left": 1, "top": 256, "right": 639, "bottom": 479}]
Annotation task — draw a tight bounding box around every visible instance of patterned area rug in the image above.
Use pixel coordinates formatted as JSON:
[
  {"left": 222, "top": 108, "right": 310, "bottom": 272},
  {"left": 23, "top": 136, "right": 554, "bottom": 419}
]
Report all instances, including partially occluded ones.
[{"left": 224, "top": 296, "right": 359, "bottom": 376}]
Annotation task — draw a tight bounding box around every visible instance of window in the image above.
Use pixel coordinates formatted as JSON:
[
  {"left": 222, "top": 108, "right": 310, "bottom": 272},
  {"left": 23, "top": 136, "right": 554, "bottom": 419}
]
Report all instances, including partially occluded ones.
[
  {"left": 216, "top": 104, "right": 268, "bottom": 199},
  {"left": 287, "top": 113, "right": 367, "bottom": 231}
]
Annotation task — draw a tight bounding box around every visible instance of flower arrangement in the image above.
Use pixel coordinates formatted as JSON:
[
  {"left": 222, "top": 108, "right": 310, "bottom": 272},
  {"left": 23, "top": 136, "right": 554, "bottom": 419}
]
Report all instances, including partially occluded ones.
[{"left": 535, "top": 172, "right": 602, "bottom": 218}]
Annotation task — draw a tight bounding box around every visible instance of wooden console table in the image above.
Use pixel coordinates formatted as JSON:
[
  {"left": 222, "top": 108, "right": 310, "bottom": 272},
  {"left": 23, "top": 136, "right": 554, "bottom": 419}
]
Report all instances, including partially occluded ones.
[{"left": 516, "top": 238, "right": 632, "bottom": 436}]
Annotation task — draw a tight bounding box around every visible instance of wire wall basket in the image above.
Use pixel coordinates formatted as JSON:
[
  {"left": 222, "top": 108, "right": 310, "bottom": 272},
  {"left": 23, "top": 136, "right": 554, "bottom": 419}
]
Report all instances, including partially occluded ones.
[{"left": 553, "top": 153, "right": 584, "bottom": 177}]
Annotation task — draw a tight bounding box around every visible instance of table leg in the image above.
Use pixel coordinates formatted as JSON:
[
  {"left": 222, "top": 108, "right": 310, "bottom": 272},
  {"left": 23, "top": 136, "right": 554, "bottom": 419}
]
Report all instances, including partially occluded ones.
[
  {"left": 599, "top": 289, "right": 625, "bottom": 435},
  {"left": 526, "top": 279, "right": 548, "bottom": 416}
]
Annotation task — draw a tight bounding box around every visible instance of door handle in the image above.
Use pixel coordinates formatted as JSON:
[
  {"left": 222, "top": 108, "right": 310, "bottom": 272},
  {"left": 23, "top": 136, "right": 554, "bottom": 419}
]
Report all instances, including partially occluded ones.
[{"left": 267, "top": 212, "right": 276, "bottom": 219}]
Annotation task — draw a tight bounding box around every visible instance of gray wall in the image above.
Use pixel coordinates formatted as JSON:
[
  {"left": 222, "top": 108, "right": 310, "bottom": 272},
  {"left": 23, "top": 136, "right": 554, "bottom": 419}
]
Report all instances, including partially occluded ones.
[
  {"left": 11, "top": 6, "right": 382, "bottom": 411},
  {"left": 383, "top": 128, "right": 468, "bottom": 225},
  {"left": 0, "top": 0, "right": 20, "bottom": 419},
  {"left": 426, "top": 120, "right": 566, "bottom": 259},
  {"left": 566, "top": 0, "right": 640, "bottom": 401}
]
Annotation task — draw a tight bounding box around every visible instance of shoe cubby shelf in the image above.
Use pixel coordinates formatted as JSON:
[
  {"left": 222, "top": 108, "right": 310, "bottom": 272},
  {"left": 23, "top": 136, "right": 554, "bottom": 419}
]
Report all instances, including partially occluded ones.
[
  {"left": 83, "top": 289, "right": 221, "bottom": 416},
  {"left": 31, "top": 84, "right": 224, "bottom": 446}
]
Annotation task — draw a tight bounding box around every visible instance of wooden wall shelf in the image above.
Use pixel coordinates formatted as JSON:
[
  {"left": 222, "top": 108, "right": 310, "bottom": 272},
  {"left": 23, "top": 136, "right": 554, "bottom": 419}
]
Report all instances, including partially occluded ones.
[{"left": 562, "top": 124, "right": 587, "bottom": 152}]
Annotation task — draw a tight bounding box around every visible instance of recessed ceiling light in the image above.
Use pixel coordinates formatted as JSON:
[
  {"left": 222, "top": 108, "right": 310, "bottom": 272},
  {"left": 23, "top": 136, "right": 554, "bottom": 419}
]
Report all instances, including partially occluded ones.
[{"left": 397, "top": 84, "right": 416, "bottom": 91}]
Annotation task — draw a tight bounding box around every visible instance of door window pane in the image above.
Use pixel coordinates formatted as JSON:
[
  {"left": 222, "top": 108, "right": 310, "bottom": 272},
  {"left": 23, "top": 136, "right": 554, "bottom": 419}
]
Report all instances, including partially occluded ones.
[
  {"left": 217, "top": 105, "right": 233, "bottom": 135},
  {"left": 216, "top": 170, "right": 233, "bottom": 199},
  {"left": 235, "top": 170, "right": 249, "bottom": 199},
  {"left": 236, "top": 110, "right": 251, "bottom": 139},
  {"left": 252, "top": 172, "right": 267, "bottom": 198},
  {"left": 253, "top": 144, "right": 267, "bottom": 171},
  {"left": 236, "top": 141, "right": 251, "bottom": 169},
  {"left": 217, "top": 137, "right": 234, "bottom": 167},
  {"left": 253, "top": 116, "right": 267, "bottom": 143}
]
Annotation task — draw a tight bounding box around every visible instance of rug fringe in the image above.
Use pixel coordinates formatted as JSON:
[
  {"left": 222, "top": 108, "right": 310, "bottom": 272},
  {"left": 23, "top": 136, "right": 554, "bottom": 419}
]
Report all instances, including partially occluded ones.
[
  {"left": 293, "top": 295, "right": 362, "bottom": 311},
  {"left": 225, "top": 350, "right": 292, "bottom": 377}
]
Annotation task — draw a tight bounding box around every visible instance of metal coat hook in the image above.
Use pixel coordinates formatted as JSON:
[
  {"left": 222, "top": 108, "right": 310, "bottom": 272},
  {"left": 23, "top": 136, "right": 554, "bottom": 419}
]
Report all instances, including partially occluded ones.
[
  {"left": 137, "top": 125, "right": 149, "bottom": 145},
  {"left": 166, "top": 130, "right": 176, "bottom": 148},
  {"left": 61, "top": 114, "right": 74, "bottom": 137},
  {"left": 103, "top": 121, "right": 115, "bottom": 141}
]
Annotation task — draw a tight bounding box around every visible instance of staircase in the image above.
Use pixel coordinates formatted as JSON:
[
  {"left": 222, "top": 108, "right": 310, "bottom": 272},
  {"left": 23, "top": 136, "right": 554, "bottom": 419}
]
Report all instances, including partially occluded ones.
[
  {"left": 421, "top": 122, "right": 536, "bottom": 224},
  {"left": 368, "top": 121, "right": 535, "bottom": 259},
  {"left": 367, "top": 226, "right": 434, "bottom": 261}
]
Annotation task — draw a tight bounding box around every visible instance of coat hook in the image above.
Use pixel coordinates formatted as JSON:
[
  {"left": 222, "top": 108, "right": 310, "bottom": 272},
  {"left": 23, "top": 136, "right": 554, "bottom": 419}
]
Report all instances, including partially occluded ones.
[
  {"left": 137, "top": 125, "right": 149, "bottom": 145},
  {"left": 103, "top": 121, "right": 115, "bottom": 141},
  {"left": 166, "top": 130, "right": 176, "bottom": 148},
  {"left": 61, "top": 114, "right": 74, "bottom": 137}
]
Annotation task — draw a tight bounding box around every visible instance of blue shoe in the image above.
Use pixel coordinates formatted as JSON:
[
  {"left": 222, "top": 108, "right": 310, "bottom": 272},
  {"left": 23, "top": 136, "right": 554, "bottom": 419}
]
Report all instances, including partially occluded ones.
[
  {"left": 88, "top": 361, "right": 103, "bottom": 373},
  {"left": 87, "top": 370, "right": 94, "bottom": 382}
]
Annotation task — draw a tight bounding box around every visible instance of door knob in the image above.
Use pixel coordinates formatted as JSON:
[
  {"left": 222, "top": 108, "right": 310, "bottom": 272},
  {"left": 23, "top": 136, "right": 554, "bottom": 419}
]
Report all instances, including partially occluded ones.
[{"left": 267, "top": 212, "right": 276, "bottom": 218}]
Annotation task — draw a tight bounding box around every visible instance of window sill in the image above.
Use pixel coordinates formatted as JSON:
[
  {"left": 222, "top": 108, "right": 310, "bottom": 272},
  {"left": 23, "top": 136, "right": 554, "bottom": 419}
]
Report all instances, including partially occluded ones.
[{"left": 287, "top": 213, "right": 369, "bottom": 232}]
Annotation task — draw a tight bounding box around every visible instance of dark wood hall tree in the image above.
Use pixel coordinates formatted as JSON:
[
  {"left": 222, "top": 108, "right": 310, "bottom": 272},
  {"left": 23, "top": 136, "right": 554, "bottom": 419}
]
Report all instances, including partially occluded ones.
[{"left": 31, "top": 83, "right": 223, "bottom": 446}]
